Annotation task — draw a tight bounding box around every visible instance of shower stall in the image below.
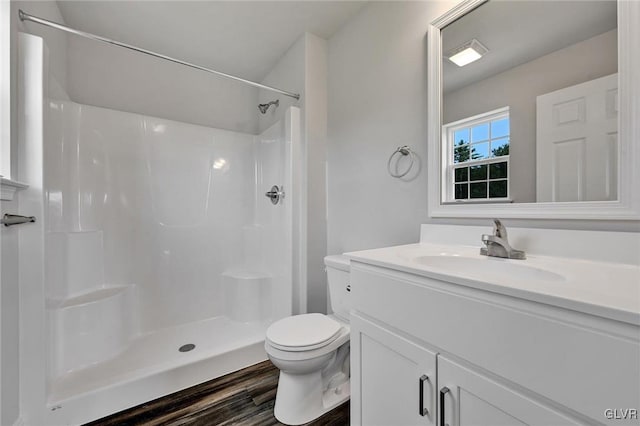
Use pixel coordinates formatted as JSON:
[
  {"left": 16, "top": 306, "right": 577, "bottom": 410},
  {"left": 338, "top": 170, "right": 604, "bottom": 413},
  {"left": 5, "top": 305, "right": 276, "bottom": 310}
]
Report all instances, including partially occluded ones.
[{"left": 17, "top": 27, "right": 300, "bottom": 425}]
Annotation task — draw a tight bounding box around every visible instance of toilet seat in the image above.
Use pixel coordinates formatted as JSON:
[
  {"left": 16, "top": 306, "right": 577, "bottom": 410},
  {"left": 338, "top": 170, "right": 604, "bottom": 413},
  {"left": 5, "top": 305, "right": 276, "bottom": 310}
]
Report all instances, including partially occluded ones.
[
  {"left": 266, "top": 313, "right": 342, "bottom": 352},
  {"left": 265, "top": 314, "right": 350, "bottom": 362}
]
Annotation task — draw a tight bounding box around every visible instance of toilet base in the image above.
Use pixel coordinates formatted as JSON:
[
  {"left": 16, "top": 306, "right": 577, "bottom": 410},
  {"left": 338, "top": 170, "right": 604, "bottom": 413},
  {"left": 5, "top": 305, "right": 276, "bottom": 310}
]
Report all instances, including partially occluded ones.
[{"left": 273, "top": 370, "right": 350, "bottom": 425}]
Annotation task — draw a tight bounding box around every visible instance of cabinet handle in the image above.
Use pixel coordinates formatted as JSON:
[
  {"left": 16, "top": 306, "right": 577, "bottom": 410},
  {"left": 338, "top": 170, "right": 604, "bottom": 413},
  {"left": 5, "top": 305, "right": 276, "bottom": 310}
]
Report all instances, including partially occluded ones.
[
  {"left": 419, "top": 375, "right": 429, "bottom": 416},
  {"left": 440, "top": 387, "right": 450, "bottom": 426}
]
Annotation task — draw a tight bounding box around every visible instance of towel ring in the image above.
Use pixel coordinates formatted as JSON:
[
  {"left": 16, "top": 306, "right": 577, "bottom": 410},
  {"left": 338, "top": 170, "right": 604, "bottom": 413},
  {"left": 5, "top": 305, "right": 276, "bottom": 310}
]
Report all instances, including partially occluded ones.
[{"left": 388, "top": 145, "right": 415, "bottom": 178}]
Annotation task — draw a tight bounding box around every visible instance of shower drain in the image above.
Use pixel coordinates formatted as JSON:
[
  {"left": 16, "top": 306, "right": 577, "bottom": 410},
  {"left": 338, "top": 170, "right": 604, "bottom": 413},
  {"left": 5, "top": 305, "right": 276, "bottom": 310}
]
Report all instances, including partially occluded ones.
[{"left": 179, "top": 343, "right": 196, "bottom": 352}]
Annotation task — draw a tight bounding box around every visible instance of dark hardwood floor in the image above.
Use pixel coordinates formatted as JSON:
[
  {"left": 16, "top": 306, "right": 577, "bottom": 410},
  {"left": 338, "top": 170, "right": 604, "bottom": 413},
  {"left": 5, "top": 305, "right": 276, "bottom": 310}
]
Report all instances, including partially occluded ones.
[{"left": 85, "top": 361, "right": 350, "bottom": 426}]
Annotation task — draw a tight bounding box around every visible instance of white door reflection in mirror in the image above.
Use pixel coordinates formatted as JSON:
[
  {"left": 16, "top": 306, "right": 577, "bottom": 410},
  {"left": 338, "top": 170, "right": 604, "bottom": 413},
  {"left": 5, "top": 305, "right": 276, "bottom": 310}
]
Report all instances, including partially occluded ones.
[{"left": 536, "top": 74, "right": 618, "bottom": 202}]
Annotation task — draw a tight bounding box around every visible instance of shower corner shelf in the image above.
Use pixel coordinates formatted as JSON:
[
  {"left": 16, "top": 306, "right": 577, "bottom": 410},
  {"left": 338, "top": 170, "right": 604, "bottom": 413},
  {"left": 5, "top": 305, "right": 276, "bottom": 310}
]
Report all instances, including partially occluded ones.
[
  {"left": 222, "top": 269, "right": 272, "bottom": 280},
  {"left": 52, "top": 285, "right": 131, "bottom": 309}
]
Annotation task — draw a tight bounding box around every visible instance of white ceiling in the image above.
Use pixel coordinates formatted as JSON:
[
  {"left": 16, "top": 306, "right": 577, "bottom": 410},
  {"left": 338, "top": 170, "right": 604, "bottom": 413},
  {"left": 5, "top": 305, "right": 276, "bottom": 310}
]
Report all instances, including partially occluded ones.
[
  {"left": 442, "top": 1, "right": 617, "bottom": 93},
  {"left": 57, "top": 1, "right": 367, "bottom": 82}
]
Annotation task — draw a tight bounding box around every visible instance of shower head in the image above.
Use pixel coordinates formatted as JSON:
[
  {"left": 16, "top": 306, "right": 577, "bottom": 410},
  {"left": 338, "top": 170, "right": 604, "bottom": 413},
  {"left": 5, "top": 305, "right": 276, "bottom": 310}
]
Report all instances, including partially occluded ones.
[{"left": 258, "top": 99, "right": 279, "bottom": 114}]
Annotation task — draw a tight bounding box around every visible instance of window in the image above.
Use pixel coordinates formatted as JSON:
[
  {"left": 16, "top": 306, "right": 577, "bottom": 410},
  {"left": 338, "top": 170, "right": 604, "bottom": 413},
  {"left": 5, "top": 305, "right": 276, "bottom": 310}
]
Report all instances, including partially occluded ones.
[{"left": 442, "top": 107, "right": 510, "bottom": 202}]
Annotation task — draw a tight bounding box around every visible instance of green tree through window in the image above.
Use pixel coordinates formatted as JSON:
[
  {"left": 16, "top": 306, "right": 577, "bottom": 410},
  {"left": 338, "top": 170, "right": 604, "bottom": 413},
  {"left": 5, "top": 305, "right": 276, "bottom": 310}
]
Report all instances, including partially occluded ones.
[
  {"left": 454, "top": 140, "right": 481, "bottom": 163},
  {"left": 491, "top": 144, "right": 509, "bottom": 157}
]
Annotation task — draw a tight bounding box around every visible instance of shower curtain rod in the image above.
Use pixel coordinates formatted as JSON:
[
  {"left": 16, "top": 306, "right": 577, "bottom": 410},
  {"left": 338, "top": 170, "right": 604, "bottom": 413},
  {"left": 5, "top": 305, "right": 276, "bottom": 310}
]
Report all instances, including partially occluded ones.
[{"left": 18, "top": 9, "right": 301, "bottom": 100}]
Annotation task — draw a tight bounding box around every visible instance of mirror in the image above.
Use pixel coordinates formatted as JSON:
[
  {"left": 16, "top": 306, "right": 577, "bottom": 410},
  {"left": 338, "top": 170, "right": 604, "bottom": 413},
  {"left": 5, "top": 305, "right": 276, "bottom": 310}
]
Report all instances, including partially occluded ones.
[
  {"left": 443, "top": 0, "right": 616, "bottom": 204},
  {"left": 427, "top": 0, "right": 640, "bottom": 219}
]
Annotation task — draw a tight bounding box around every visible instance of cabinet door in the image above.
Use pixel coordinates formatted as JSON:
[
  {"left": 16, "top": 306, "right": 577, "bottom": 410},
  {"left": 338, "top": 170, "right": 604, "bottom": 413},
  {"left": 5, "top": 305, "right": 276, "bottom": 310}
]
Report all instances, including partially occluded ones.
[
  {"left": 437, "top": 355, "right": 582, "bottom": 426},
  {"left": 351, "top": 313, "right": 437, "bottom": 426}
]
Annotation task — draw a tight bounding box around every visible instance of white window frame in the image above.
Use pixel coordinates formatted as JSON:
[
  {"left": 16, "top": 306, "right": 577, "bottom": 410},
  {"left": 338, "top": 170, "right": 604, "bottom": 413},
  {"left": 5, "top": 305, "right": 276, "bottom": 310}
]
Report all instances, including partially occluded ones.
[{"left": 442, "top": 106, "right": 511, "bottom": 203}]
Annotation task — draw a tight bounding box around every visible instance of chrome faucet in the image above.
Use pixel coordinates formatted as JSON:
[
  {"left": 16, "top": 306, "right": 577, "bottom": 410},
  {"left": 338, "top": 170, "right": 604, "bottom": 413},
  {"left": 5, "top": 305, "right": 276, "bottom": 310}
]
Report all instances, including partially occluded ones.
[{"left": 480, "top": 219, "right": 526, "bottom": 259}]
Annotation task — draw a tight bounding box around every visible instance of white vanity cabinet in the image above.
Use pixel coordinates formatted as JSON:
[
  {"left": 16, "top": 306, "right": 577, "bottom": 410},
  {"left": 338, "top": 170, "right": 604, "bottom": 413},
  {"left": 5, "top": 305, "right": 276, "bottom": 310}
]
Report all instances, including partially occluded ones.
[
  {"left": 349, "top": 261, "right": 640, "bottom": 426},
  {"left": 351, "top": 314, "right": 578, "bottom": 426},
  {"left": 437, "top": 355, "right": 579, "bottom": 426},
  {"left": 351, "top": 314, "right": 437, "bottom": 425}
]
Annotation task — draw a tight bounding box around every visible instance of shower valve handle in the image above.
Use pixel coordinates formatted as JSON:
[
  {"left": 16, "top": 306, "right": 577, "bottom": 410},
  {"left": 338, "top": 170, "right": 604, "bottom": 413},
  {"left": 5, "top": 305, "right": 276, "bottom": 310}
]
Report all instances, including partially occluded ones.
[{"left": 265, "top": 185, "right": 284, "bottom": 205}]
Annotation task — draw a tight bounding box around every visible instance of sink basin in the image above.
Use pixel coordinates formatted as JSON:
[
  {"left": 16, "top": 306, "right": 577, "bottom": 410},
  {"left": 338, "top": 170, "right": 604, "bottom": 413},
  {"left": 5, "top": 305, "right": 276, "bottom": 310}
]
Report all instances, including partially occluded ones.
[{"left": 412, "top": 255, "right": 566, "bottom": 283}]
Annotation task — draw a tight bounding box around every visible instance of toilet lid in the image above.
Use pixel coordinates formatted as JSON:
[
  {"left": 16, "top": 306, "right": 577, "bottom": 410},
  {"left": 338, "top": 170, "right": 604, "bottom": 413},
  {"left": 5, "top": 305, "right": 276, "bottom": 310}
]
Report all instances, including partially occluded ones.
[{"left": 266, "top": 313, "right": 342, "bottom": 349}]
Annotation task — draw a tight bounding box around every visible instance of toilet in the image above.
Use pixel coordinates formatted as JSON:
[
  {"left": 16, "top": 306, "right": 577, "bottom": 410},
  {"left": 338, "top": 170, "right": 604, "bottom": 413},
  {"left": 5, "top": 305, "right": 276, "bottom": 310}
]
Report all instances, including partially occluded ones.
[{"left": 265, "top": 254, "right": 351, "bottom": 425}]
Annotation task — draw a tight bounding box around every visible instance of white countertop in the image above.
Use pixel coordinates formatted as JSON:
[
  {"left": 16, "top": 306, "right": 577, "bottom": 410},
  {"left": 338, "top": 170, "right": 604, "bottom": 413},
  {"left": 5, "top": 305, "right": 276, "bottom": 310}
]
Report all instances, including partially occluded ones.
[{"left": 347, "top": 242, "right": 640, "bottom": 326}]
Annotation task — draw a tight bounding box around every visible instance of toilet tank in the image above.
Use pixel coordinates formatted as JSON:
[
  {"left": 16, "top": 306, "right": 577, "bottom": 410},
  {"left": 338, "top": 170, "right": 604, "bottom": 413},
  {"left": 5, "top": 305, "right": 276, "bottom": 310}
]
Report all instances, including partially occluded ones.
[{"left": 324, "top": 255, "right": 351, "bottom": 322}]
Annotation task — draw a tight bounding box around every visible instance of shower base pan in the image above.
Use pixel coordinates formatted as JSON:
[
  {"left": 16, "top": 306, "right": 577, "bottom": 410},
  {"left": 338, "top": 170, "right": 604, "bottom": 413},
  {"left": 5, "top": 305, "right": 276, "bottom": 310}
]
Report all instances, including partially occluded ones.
[{"left": 47, "top": 316, "right": 269, "bottom": 425}]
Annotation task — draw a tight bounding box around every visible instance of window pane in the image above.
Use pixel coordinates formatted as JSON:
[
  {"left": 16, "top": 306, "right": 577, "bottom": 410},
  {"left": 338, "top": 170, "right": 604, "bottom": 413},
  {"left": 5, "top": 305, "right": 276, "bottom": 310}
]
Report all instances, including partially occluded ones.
[
  {"left": 454, "top": 129, "right": 470, "bottom": 145},
  {"left": 491, "top": 138, "right": 509, "bottom": 157},
  {"left": 470, "top": 182, "right": 487, "bottom": 198},
  {"left": 454, "top": 167, "right": 468, "bottom": 182},
  {"left": 446, "top": 112, "right": 511, "bottom": 203},
  {"left": 455, "top": 184, "right": 468, "bottom": 200},
  {"left": 472, "top": 142, "right": 489, "bottom": 160},
  {"left": 491, "top": 118, "right": 509, "bottom": 138},
  {"left": 489, "top": 161, "right": 508, "bottom": 179},
  {"left": 469, "top": 164, "right": 487, "bottom": 181},
  {"left": 472, "top": 124, "right": 489, "bottom": 142},
  {"left": 454, "top": 143, "right": 470, "bottom": 163},
  {"left": 489, "top": 180, "right": 508, "bottom": 198}
]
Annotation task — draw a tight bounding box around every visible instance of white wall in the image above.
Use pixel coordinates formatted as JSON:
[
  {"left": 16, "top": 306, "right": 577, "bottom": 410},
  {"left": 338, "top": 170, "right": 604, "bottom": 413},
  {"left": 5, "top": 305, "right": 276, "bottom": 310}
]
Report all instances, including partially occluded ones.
[
  {"left": 66, "top": 32, "right": 259, "bottom": 134},
  {"left": 444, "top": 30, "right": 617, "bottom": 203},
  {"left": 259, "top": 33, "right": 328, "bottom": 314},
  {"left": 327, "top": 1, "right": 456, "bottom": 254},
  {"left": 0, "top": 5, "right": 8, "bottom": 423},
  {"left": 4, "top": 3, "right": 69, "bottom": 424},
  {"left": 304, "top": 35, "right": 328, "bottom": 314},
  {"left": 11, "top": 1, "right": 69, "bottom": 102},
  {"left": 10, "top": 0, "right": 69, "bottom": 179},
  {"left": 259, "top": 37, "right": 305, "bottom": 134},
  {"left": 1, "top": 199, "right": 19, "bottom": 426},
  {"left": 15, "top": 1, "right": 259, "bottom": 134},
  {"left": 1, "top": 0, "right": 11, "bottom": 177},
  {"left": 327, "top": 2, "right": 638, "bottom": 256}
]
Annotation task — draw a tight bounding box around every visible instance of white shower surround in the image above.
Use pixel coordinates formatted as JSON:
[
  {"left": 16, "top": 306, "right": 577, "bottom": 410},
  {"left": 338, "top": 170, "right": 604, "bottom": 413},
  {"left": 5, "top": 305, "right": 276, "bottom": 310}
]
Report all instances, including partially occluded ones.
[
  {"left": 18, "top": 32, "right": 298, "bottom": 423},
  {"left": 45, "top": 100, "right": 295, "bottom": 422}
]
